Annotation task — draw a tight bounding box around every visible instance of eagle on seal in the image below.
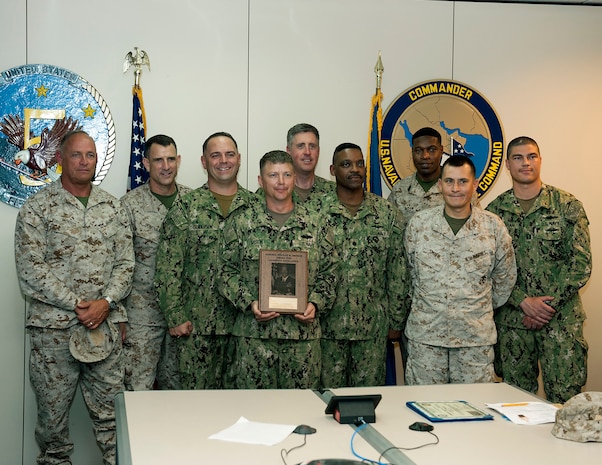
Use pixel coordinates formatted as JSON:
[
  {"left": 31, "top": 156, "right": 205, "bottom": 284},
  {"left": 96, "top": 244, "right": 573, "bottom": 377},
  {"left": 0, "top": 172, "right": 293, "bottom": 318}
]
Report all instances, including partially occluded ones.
[{"left": 0, "top": 115, "right": 82, "bottom": 177}]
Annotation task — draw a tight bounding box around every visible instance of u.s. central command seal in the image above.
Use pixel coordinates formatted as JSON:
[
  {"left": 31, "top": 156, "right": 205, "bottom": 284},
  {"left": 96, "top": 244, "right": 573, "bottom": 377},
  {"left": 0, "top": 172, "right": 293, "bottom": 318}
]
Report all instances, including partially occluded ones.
[
  {"left": 379, "top": 79, "right": 504, "bottom": 198},
  {"left": 0, "top": 64, "right": 115, "bottom": 208}
]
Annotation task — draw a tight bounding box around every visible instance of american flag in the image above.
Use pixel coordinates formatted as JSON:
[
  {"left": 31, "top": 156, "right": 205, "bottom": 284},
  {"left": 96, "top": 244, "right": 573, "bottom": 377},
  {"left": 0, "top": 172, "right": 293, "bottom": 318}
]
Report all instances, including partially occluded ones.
[{"left": 128, "top": 86, "right": 148, "bottom": 191}]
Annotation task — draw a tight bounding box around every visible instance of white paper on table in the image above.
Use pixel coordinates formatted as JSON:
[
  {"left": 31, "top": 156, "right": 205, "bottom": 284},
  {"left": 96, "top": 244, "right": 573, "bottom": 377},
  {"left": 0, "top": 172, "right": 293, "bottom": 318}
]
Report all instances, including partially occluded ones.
[
  {"left": 486, "top": 402, "right": 559, "bottom": 425},
  {"left": 208, "top": 416, "right": 297, "bottom": 446}
]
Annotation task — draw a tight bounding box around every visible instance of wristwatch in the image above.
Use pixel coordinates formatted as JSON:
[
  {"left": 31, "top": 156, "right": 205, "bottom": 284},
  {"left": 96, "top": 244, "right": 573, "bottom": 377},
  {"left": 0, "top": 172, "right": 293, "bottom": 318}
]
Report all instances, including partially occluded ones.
[{"left": 104, "top": 296, "right": 118, "bottom": 312}]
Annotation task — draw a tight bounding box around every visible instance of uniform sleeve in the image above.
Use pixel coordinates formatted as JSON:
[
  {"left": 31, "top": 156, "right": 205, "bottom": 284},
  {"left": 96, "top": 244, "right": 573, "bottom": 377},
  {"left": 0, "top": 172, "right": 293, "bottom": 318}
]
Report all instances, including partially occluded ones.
[
  {"left": 154, "top": 203, "right": 190, "bottom": 327},
  {"left": 218, "top": 213, "right": 256, "bottom": 312},
  {"left": 14, "top": 200, "right": 80, "bottom": 310},
  {"left": 403, "top": 217, "right": 418, "bottom": 285},
  {"left": 387, "top": 181, "right": 402, "bottom": 208},
  {"left": 104, "top": 203, "right": 135, "bottom": 302},
  {"left": 386, "top": 208, "right": 409, "bottom": 329},
  {"left": 308, "top": 221, "right": 339, "bottom": 313},
  {"left": 554, "top": 199, "right": 592, "bottom": 307},
  {"left": 485, "top": 198, "right": 527, "bottom": 309},
  {"left": 490, "top": 217, "right": 517, "bottom": 309}
]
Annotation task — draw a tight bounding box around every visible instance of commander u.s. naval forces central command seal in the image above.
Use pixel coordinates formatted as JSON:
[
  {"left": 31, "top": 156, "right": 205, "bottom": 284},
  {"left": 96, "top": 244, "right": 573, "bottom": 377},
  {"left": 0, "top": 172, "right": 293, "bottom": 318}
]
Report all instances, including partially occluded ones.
[
  {"left": 0, "top": 64, "right": 115, "bottom": 208},
  {"left": 379, "top": 79, "right": 504, "bottom": 198}
]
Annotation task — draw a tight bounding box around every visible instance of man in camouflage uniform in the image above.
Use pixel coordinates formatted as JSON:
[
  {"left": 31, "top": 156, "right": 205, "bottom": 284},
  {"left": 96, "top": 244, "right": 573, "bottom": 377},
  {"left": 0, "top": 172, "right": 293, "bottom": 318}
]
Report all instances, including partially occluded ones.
[
  {"left": 154, "top": 132, "right": 253, "bottom": 389},
  {"left": 219, "top": 150, "right": 337, "bottom": 389},
  {"left": 404, "top": 155, "right": 516, "bottom": 385},
  {"left": 320, "top": 143, "right": 407, "bottom": 388},
  {"left": 388, "top": 127, "right": 480, "bottom": 376},
  {"left": 286, "top": 123, "right": 335, "bottom": 206},
  {"left": 121, "top": 134, "right": 191, "bottom": 390},
  {"left": 388, "top": 127, "right": 447, "bottom": 230},
  {"left": 14, "top": 131, "right": 134, "bottom": 465},
  {"left": 486, "top": 136, "right": 591, "bottom": 403}
]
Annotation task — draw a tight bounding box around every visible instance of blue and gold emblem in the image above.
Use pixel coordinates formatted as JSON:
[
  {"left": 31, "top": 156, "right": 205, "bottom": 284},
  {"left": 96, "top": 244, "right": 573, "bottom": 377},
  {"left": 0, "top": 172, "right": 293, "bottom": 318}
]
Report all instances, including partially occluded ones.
[
  {"left": 0, "top": 64, "right": 115, "bottom": 208},
  {"left": 379, "top": 79, "right": 504, "bottom": 198}
]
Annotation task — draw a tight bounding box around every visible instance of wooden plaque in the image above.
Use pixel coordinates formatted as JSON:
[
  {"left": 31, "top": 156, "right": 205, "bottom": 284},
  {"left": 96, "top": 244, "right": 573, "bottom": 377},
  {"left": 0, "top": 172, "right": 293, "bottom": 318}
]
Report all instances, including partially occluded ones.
[{"left": 259, "top": 250, "right": 308, "bottom": 314}]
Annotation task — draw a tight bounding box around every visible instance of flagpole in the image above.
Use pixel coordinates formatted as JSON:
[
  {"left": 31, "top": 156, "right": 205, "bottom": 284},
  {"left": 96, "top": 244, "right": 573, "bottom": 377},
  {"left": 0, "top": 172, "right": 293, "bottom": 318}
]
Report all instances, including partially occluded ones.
[
  {"left": 367, "top": 52, "right": 383, "bottom": 196},
  {"left": 375, "top": 51, "right": 383, "bottom": 91},
  {"left": 123, "top": 47, "right": 151, "bottom": 191}
]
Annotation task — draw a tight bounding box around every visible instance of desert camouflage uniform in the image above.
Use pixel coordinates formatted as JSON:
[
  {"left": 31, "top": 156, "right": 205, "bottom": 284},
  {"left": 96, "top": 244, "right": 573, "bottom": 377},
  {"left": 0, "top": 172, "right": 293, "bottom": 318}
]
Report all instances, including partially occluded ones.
[
  {"left": 404, "top": 205, "right": 516, "bottom": 385},
  {"left": 154, "top": 184, "right": 253, "bottom": 389},
  {"left": 388, "top": 173, "right": 479, "bottom": 371},
  {"left": 388, "top": 173, "right": 480, "bottom": 229},
  {"left": 219, "top": 193, "right": 338, "bottom": 389},
  {"left": 320, "top": 191, "right": 408, "bottom": 388},
  {"left": 388, "top": 174, "right": 444, "bottom": 229},
  {"left": 121, "top": 182, "right": 191, "bottom": 391},
  {"left": 15, "top": 181, "right": 134, "bottom": 465},
  {"left": 486, "top": 184, "right": 591, "bottom": 403}
]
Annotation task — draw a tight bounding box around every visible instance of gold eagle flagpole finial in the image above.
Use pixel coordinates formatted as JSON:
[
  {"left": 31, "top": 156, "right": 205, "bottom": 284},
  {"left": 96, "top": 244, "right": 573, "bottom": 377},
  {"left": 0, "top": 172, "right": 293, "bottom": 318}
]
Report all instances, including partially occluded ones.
[
  {"left": 123, "top": 47, "right": 151, "bottom": 88},
  {"left": 374, "top": 51, "right": 384, "bottom": 91}
]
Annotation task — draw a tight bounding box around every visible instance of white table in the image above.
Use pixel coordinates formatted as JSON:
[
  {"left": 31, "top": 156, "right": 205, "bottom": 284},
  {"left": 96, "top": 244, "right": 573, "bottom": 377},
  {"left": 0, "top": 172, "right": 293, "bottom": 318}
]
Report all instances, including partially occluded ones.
[
  {"left": 116, "top": 388, "right": 375, "bottom": 465},
  {"left": 116, "top": 383, "right": 600, "bottom": 465},
  {"left": 329, "top": 382, "right": 601, "bottom": 465}
]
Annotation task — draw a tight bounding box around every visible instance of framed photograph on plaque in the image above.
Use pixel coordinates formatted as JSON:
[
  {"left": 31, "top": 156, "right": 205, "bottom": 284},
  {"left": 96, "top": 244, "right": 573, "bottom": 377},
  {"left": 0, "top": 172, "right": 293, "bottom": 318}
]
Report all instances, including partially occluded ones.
[{"left": 259, "top": 250, "right": 308, "bottom": 314}]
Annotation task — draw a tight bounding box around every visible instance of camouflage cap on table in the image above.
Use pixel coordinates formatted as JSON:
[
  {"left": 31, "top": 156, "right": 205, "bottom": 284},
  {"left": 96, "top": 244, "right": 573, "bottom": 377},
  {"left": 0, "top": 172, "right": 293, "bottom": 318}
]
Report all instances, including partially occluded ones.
[{"left": 552, "top": 392, "right": 602, "bottom": 442}]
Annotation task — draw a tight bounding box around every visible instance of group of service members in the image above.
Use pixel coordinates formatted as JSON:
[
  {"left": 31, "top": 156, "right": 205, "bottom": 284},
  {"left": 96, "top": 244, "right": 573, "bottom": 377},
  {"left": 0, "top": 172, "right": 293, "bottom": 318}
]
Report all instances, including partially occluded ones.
[{"left": 14, "top": 124, "right": 591, "bottom": 465}]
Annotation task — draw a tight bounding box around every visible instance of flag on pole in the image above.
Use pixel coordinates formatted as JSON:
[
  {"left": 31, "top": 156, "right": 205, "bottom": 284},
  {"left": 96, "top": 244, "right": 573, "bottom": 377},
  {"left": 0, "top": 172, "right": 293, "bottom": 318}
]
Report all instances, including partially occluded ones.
[
  {"left": 128, "top": 86, "right": 148, "bottom": 191},
  {"left": 366, "top": 88, "right": 383, "bottom": 196},
  {"left": 366, "top": 52, "right": 384, "bottom": 196}
]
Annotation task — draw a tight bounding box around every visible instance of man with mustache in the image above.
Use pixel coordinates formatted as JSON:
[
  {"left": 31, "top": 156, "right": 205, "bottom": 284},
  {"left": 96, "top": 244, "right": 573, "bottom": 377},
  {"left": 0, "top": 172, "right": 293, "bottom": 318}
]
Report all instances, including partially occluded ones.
[
  {"left": 404, "top": 155, "right": 516, "bottom": 385},
  {"left": 320, "top": 143, "right": 407, "bottom": 387},
  {"left": 388, "top": 127, "right": 480, "bottom": 379}
]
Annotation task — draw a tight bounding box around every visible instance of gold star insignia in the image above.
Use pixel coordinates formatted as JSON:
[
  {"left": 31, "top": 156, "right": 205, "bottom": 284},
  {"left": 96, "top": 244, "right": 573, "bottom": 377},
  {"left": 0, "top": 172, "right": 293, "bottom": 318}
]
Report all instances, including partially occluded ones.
[
  {"left": 82, "top": 104, "right": 96, "bottom": 118},
  {"left": 36, "top": 85, "right": 49, "bottom": 97}
]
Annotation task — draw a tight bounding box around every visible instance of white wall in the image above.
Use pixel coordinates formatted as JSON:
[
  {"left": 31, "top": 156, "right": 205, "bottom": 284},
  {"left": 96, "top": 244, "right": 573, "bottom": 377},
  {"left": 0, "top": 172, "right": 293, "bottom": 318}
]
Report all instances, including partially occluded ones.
[
  {"left": 1, "top": 2, "right": 26, "bottom": 464},
  {"left": 1, "top": 1, "right": 601, "bottom": 463}
]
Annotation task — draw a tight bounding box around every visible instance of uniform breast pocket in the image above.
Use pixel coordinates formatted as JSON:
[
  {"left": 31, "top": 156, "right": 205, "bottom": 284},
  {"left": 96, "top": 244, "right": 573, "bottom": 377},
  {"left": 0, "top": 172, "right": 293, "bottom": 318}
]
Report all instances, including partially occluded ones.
[
  {"left": 46, "top": 229, "right": 77, "bottom": 263},
  {"left": 95, "top": 220, "right": 119, "bottom": 242},
  {"left": 195, "top": 230, "right": 219, "bottom": 247},
  {"left": 538, "top": 218, "right": 563, "bottom": 259},
  {"left": 463, "top": 251, "right": 492, "bottom": 278},
  {"left": 414, "top": 250, "right": 445, "bottom": 283}
]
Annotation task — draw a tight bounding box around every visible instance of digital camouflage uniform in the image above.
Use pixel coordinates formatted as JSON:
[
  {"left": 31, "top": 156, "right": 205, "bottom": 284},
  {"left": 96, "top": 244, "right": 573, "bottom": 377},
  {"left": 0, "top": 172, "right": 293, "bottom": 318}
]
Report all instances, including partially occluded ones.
[
  {"left": 121, "top": 182, "right": 191, "bottom": 391},
  {"left": 404, "top": 205, "right": 516, "bottom": 385},
  {"left": 388, "top": 174, "right": 444, "bottom": 230},
  {"left": 486, "top": 184, "right": 591, "bottom": 403},
  {"left": 298, "top": 175, "right": 336, "bottom": 211},
  {"left": 15, "top": 181, "right": 134, "bottom": 465},
  {"left": 154, "top": 184, "right": 253, "bottom": 389},
  {"left": 320, "top": 192, "right": 408, "bottom": 388},
  {"left": 218, "top": 194, "right": 338, "bottom": 389}
]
